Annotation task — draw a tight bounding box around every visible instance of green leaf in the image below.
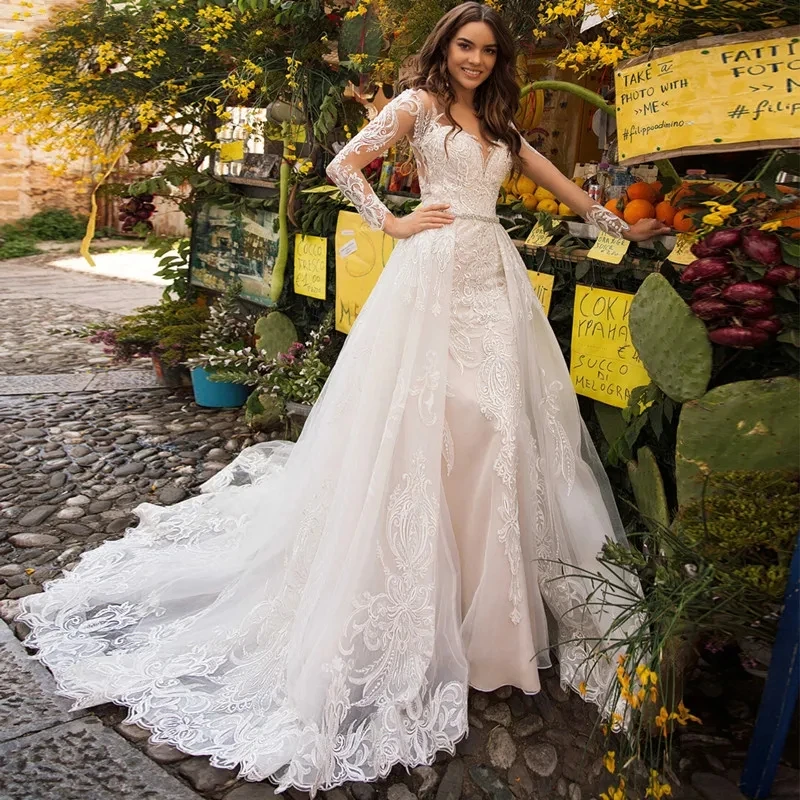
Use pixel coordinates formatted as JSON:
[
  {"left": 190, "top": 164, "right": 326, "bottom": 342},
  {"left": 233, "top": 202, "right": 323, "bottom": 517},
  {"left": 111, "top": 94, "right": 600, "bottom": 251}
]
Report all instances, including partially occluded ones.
[
  {"left": 781, "top": 239, "right": 800, "bottom": 268},
  {"left": 575, "top": 260, "right": 591, "bottom": 281},
  {"left": 777, "top": 328, "right": 800, "bottom": 347},
  {"left": 302, "top": 184, "right": 341, "bottom": 194},
  {"left": 337, "top": 7, "right": 384, "bottom": 61}
]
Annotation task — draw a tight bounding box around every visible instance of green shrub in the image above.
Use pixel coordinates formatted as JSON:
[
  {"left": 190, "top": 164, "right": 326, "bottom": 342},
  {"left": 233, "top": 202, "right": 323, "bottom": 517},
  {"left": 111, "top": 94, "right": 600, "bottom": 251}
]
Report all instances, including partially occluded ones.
[
  {"left": 0, "top": 234, "right": 39, "bottom": 260},
  {"left": 25, "top": 208, "right": 88, "bottom": 240},
  {"left": 675, "top": 469, "right": 799, "bottom": 601}
]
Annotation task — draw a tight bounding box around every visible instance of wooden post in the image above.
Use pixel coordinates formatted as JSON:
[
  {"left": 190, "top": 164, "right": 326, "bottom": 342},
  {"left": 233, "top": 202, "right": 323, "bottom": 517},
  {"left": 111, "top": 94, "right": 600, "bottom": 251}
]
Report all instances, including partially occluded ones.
[{"left": 740, "top": 532, "right": 800, "bottom": 799}]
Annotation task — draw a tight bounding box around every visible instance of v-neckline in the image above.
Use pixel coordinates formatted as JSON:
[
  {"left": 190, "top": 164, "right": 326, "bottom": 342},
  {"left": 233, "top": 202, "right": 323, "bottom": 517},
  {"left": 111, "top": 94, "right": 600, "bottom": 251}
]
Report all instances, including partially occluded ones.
[{"left": 428, "top": 103, "right": 497, "bottom": 170}]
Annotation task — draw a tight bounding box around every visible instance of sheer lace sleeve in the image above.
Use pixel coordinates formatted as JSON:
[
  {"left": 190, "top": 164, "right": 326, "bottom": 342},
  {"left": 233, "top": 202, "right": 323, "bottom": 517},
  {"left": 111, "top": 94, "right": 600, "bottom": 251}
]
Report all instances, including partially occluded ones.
[
  {"left": 516, "top": 133, "right": 630, "bottom": 239},
  {"left": 584, "top": 204, "right": 630, "bottom": 238},
  {"left": 326, "top": 89, "right": 429, "bottom": 231}
]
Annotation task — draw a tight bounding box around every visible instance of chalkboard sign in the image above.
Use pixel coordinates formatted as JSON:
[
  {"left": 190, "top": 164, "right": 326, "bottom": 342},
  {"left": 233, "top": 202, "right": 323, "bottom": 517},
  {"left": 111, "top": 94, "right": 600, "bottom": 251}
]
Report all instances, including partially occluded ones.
[
  {"left": 190, "top": 204, "right": 279, "bottom": 306},
  {"left": 615, "top": 26, "right": 800, "bottom": 164}
]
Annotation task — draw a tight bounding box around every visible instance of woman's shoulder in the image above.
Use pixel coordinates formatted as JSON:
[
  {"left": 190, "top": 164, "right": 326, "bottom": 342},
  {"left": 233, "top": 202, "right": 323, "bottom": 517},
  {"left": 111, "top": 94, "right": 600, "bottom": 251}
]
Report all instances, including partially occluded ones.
[{"left": 392, "top": 86, "right": 437, "bottom": 114}]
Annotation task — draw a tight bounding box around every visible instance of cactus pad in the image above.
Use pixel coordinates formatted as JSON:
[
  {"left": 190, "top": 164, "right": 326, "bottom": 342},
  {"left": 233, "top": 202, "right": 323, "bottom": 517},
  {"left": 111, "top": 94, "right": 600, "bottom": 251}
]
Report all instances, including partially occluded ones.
[
  {"left": 676, "top": 377, "right": 800, "bottom": 506},
  {"left": 630, "top": 273, "right": 712, "bottom": 403},
  {"left": 254, "top": 312, "right": 297, "bottom": 361},
  {"left": 627, "top": 445, "right": 670, "bottom": 531},
  {"left": 244, "top": 391, "right": 284, "bottom": 432}
]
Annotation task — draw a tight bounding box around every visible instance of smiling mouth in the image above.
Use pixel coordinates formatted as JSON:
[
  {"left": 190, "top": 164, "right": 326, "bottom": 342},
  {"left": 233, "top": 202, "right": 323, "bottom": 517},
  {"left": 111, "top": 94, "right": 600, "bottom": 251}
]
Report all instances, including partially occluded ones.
[{"left": 462, "top": 68, "right": 482, "bottom": 78}]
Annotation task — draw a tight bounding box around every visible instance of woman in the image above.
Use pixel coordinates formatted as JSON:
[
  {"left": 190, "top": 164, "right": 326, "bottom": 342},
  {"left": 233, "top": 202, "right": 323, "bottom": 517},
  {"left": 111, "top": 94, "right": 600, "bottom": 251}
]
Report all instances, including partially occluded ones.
[{"left": 19, "top": 3, "right": 668, "bottom": 793}]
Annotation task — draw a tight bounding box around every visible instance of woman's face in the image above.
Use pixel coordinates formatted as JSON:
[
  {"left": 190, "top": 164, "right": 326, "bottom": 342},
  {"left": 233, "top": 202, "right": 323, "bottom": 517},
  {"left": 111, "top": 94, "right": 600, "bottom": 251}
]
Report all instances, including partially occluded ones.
[{"left": 445, "top": 21, "right": 497, "bottom": 94}]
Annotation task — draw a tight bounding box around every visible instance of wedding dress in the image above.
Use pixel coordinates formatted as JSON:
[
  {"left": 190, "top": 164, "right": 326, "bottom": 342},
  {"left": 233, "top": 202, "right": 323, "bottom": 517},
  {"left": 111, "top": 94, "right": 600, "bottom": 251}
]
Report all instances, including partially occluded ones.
[{"left": 19, "top": 88, "right": 634, "bottom": 793}]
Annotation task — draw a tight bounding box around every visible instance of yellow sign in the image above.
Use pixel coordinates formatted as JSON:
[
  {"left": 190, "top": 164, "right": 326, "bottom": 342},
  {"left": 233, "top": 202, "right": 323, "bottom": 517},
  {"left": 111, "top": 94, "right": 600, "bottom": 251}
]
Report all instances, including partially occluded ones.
[
  {"left": 587, "top": 231, "right": 631, "bottom": 264},
  {"left": 570, "top": 285, "right": 650, "bottom": 408},
  {"left": 528, "top": 271, "right": 555, "bottom": 316},
  {"left": 335, "top": 211, "right": 395, "bottom": 334},
  {"left": 219, "top": 140, "right": 245, "bottom": 162},
  {"left": 525, "top": 224, "right": 554, "bottom": 248},
  {"left": 668, "top": 233, "right": 698, "bottom": 266},
  {"left": 294, "top": 234, "right": 327, "bottom": 300},
  {"left": 615, "top": 29, "right": 800, "bottom": 163}
]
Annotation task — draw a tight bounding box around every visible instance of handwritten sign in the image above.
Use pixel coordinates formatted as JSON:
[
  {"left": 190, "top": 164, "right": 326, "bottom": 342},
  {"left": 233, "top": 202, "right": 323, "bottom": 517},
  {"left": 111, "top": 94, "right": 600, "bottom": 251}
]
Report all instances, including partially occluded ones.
[
  {"left": 615, "top": 28, "right": 800, "bottom": 164},
  {"left": 587, "top": 231, "right": 631, "bottom": 264},
  {"left": 219, "top": 140, "right": 245, "bottom": 162},
  {"left": 525, "top": 224, "right": 554, "bottom": 248},
  {"left": 570, "top": 286, "right": 650, "bottom": 408},
  {"left": 528, "top": 271, "right": 555, "bottom": 315},
  {"left": 668, "top": 233, "right": 698, "bottom": 265},
  {"left": 334, "top": 211, "right": 395, "bottom": 334},
  {"left": 294, "top": 234, "right": 327, "bottom": 299}
]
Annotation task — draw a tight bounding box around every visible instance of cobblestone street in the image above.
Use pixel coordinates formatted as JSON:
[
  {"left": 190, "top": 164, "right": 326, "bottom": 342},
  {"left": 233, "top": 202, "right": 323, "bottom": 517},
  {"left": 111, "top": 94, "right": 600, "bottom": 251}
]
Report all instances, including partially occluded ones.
[{"left": 0, "top": 254, "right": 793, "bottom": 800}]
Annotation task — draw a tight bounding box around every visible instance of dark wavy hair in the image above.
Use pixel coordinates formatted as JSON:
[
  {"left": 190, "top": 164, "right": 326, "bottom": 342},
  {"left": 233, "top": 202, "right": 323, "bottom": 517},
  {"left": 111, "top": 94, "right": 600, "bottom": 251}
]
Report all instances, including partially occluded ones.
[{"left": 403, "top": 2, "right": 522, "bottom": 168}]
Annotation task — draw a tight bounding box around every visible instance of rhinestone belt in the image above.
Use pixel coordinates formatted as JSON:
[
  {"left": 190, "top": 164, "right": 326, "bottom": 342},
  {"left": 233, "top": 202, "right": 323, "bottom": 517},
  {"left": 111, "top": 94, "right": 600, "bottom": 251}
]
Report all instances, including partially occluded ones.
[{"left": 451, "top": 212, "right": 500, "bottom": 224}]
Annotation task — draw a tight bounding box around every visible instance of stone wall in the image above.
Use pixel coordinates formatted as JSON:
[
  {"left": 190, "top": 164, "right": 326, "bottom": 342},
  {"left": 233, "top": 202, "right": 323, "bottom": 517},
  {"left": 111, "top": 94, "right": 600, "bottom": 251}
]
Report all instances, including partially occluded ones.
[{"left": 0, "top": 0, "right": 93, "bottom": 223}]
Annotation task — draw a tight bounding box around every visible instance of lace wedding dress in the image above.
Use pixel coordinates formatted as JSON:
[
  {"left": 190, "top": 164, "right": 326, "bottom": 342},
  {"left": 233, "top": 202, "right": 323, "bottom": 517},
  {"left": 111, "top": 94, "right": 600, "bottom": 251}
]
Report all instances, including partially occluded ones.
[{"left": 19, "top": 89, "right": 634, "bottom": 793}]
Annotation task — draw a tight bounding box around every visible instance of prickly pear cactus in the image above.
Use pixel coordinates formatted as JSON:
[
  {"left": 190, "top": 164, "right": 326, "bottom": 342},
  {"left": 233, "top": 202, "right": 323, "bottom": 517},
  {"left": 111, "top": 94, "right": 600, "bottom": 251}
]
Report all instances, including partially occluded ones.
[
  {"left": 627, "top": 445, "right": 670, "bottom": 531},
  {"left": 254, "top": 312, "right": 297, "bottom": 361},
  {"left": 630, "top": 273, "right": 712, "bottom": 403},
  {"left": 244, "top": 391, "right": 284, "bottom": 432},
  {"left": 676, "top": 377, "right": 800, "bottom": 506}
]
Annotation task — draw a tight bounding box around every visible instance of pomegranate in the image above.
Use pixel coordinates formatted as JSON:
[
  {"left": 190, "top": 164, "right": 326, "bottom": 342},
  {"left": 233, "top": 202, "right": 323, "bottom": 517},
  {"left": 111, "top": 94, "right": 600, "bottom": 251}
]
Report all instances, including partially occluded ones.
[
  {"left": 741, "top": 229, "right": 783, "bottom": 266},
  {"left": 721, "top": 282, "right": 776, "bottom": 302},
  {"left": 709, "top": 327, "right": 770, "bottom": 348},
  {"left": 690, "top": 299, "right": 734, "bottom": 320},
  {"left": 680, "top": 257, "right": 732, "bottom": 283},
  {"left": 762, "top": 265, "right": 800, "bottom": 286}
]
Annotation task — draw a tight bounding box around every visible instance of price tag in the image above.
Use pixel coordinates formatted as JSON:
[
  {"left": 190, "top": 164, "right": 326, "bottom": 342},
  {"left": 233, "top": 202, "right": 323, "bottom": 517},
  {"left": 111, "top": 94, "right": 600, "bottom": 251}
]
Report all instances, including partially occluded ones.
[
  {"left": 219, "top": 140, "right": 245, "bottom": 162},
  {"left": 668, "top": 233, "right": 698, "bottom": 265},
  {"left": 294, "top": 234, "right": 327, "bottom": 300},
  {"left": 587, "top": 231, "right": 631, "bottom": 265},
  {"left": 570, "top": 286, "right": 650, "bottom": 408},
  {"left": 525, "top": 224, "right": 554, "bottom": 248},
  {"left": 527, "top": 271, "right": 555, "bottom": 316}
]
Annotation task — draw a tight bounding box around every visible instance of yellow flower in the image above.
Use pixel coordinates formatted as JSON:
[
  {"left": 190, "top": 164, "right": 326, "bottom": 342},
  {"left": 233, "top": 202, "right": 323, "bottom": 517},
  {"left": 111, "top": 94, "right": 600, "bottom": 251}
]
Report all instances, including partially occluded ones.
[
  {"left": 646, "top": 770, "right": 673, "bottom": 798},
  {"left": 604, "top": 750, "right": 616, "bottom": 774},
  {"left": 578, "top": 682, "right": 587, "bottom": 697},
  {"left": 671, "top": 700, "right": 701, "bottom": 726},
  {"left": 703, "top": 213, "right": 726, "bottom": 227},
  {"left": 760, "top": 219, "right": 783, "bottom": 232},
  {"left": 600, "top": 778, "right": 626, "bottom": 800},
  {"left": 716, "top": 205, "right": 738, "bottom": 217},
  {"left": 654, "top": 706, "right": 670, "bottom": 736}
]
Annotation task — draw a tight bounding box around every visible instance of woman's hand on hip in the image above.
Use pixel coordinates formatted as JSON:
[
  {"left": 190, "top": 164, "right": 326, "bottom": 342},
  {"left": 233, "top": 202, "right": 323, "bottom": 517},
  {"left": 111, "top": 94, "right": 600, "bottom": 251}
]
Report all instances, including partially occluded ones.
[{"left": 383, "top": 204, "right": 454, "bottom": 239}]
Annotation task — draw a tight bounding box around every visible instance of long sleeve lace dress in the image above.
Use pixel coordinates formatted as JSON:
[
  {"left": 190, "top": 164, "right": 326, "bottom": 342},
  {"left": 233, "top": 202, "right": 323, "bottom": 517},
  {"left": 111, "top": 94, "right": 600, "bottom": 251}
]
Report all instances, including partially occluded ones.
[{"left": 19, "top": 87, "right": 634, "bottom": 794}]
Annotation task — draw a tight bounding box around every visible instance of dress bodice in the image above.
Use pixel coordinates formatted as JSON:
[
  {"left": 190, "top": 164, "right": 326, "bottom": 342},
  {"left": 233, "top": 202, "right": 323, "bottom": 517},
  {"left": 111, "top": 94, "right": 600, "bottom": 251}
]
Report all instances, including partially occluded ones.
[{"left": 410, "top": 113, "right": 512, "bottom": 219}]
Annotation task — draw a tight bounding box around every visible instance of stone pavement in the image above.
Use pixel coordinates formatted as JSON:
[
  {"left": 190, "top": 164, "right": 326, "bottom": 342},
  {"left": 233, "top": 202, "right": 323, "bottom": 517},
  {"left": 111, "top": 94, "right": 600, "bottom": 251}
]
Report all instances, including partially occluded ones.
[{"left": 0, "top": 253, "right": 795, "bottom": 800}]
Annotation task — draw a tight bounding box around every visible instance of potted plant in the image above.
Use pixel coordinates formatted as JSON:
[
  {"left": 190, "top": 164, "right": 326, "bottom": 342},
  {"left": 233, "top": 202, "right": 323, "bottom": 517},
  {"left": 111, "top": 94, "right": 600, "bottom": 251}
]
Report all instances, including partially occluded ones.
[
  {"left": 200, "top": 311, "right": 336, "bottom": 432},
  {"left": 84, "top": 299, "right": 209, "bottom": 386},
  {"left": 188, "top": 280, "right": 258, "bottom": 408}
]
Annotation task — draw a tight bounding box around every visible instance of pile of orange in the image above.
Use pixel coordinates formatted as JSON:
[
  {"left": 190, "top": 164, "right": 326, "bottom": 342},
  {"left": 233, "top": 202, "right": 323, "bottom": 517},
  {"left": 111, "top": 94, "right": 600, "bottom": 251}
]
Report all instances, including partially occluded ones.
[{"left": 603, "top": 180, "right": 721, "bottom": 233}]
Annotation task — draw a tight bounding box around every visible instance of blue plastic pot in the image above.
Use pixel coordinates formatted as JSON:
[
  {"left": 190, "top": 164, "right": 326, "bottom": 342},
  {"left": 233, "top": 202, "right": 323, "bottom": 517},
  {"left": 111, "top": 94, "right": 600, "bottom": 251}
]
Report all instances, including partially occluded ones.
[{"left": 190, "top": 367, "right": 250, "bottom": 408}]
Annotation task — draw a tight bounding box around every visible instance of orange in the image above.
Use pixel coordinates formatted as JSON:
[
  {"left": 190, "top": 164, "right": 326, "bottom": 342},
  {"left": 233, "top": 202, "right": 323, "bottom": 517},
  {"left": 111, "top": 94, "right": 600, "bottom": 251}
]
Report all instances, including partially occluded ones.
[
  {"left": 626, "top": 182, "right": 657, "bottom": 204},
  {"left": 673, "top": 208, "right": 700, "bottom": 233},
  {"left": 623, "top": 199, "right": 656, "bottom": 224},
  {"left": 649, "top": 180, "right": 664, "bottom": 200},
  {"left": 655, "top": 201, "right": 677, "bottom": 226},
  {"left": 605, "top": 198, "right": 625, "bottom": 218},
  {"left": 769, "top": 212, "right": 800, "bottom": 229}
]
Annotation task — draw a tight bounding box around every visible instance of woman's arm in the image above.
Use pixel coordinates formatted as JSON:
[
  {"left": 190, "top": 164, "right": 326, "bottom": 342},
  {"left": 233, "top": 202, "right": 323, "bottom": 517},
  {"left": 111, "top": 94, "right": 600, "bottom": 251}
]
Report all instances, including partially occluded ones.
[
  {"left": 517, "top": 138, "right": 670, "bottom": 242},
  {"left": 326, "top": 89, "right": 453, "bottom": 237}
]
